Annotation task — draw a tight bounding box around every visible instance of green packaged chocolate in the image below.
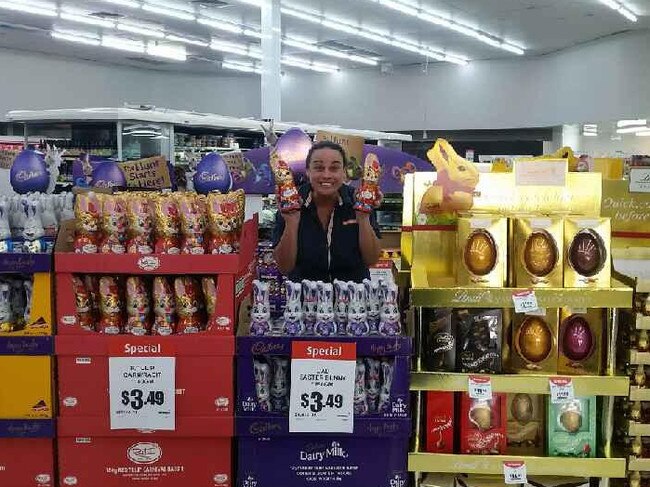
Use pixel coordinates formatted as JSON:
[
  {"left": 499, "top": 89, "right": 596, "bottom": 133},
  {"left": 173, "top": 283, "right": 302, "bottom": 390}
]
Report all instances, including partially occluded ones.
[{"left": 546, "top": 396, "right": 596, "bottom": 457}]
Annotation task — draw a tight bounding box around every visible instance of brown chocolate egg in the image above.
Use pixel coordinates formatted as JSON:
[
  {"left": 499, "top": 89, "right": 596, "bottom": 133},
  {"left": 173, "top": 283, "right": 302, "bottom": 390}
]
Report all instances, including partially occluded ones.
[
  {"left": 463, "top": 229, "right": 497, "bottom": 276},
  {"left": 568, "top": 229, "right": 607, "bottom": 278},
  {"left": 469, "top": 401, "right": 493, "bottom": 431},
  {"left": 516, "top": 317, "right": 553, "bottom": 363},
  {"left": 510, "top": 393, "right": 534, "bottom": 424},
  {"left": 561, "top": 316, "right": 594, "bottom": 362},
  {"left": 560, "top": 410, "right": 582, "bottom": 433},
  {"left": 523, "top": 230, "right": 558, "bottom": 277}
]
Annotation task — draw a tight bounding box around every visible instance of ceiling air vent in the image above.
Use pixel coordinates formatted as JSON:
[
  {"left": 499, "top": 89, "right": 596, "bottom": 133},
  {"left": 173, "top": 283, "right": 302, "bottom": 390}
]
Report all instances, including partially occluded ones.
[
  {"left": 319, "top": 40, "right": 380, "bottom": 58},
  {"left": 89, "top": 11, "right": 125, "bottom": 20},
  {"left": 125, "top": 57, "right": 169, "bottom": 65}
]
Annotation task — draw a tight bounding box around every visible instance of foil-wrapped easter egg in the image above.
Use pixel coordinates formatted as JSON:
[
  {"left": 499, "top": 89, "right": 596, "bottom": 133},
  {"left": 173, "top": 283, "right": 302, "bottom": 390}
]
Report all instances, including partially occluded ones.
[
  {"left": 463, "top": 229, "right": 497, "bottom": 276},
  {"left": 560, "top": 410, "right": 582, "bottom": 433},
  {"left": 511, "top": 393, "right": 534, "bottom": 424},
  {"left": 469, "top": 401, "right": 492, "bottom": 431},
  {"left": 523, "top": 230, "right": 558, "bottom": 277},
  {"left": 561, "top": 316, "right": 594, "bottom": 362},
  {"left": 516, "top": 317, "right": 553, "bottom": 363},
  {"left": 568, "top": 229, "right": 606, "bottom": 277}
]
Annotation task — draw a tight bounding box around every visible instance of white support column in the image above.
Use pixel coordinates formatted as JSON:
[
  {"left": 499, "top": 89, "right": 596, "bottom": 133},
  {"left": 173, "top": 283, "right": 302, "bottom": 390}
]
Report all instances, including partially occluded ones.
[{"left": 261, "top": 0, "right": 282, "bottom": 121}]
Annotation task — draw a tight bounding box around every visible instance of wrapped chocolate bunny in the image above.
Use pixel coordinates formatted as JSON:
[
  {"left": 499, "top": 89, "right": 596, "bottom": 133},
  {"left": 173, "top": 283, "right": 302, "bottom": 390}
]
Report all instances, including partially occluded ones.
[
  {"left": 22, "top": 199, "right": 47, "bottom": 253},
  {"left": 250, "top": 279, "right": 272, "bottom": 336},
  {"left": 302, "top": 280, "right": 318, "bottom": 335},
  {"left": 364, "top": 279, "right": 381, "bottom": 334},
  {"left": 270, "top": 357, "right": 289, "bottom": 412},
  {"left": 99, "top": 195, "right": 127, "bottom": 254},
  {"left": 125, "top": 276, "right": 151, "bottom": 336},
  {"left": 270, "top": 148, "right": 301, "bottom": 213},
  {"left": 98, "top": 276, "right": 124, "bottom": 334},
  {"left": 44, "top": 144, "right": 63, "bottom": 195},
  {"left": 206, "top": 192, "right": 238, "bottom": 254},
  {"left": 378, "top": 360, "right": 394, "bottom": 413},
  {"left": 0, "top": 198, "right": 13, "bottom": 253},
  {"left": 153, "top": 195, "right": 181, "bottom": 254},
  {"left": 354, "top": 359, "right": 369, "bottom": 415},
  {"left": 283, "top": 281, "right": 304, "bottom": 336},
  {"left": 178, "top": 193, "right": 206, "bottom": 255},
  {"left": 201, "top": 276, "right": 220, "bottom": 331},
  {"left": 347, "top": 282, "right": 369, "bottom": 337},
  {"left": 333, "top": 280, "right": 350, "bottom": 330},
  {"left": 365, "top": 358, "right": 381, "bottom": 413},
  {"left": 174, "top": 276, "right": 203, "bottom": 334},
  {"left": 152, "top": 276, "right": 176, "bottom": 336},
  {"left": 254, "top": 360, "right": 272, "bottom": 412},
  {"left": 315, "top": 281, "right": 336, "bottom": 336},
  {"left": 354, "top": 153, "right": 382, "bottom": 213},
  {"left": 379, "top": 282, "right": 401, "bottom": 336},
  {"left": 0, "top": 283, "right": 12, "bottom": 332},
  {"left": 74, "top": 192, "right": 100, "bottom": 254},
  {"left": 126, "top": 195, "right": 154, "bottom": 254},
  {"left": 72, "top": 276, "right": 95, "bottom": 331},
  {"left": 23, "top": 279, "right": 33, "bottom": 325}
]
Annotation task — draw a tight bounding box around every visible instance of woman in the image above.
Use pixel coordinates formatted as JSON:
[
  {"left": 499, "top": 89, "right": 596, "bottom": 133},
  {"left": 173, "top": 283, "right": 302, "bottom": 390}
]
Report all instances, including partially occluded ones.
[{"left": 273, "top": 141, "right": 382, "bottom": 283}]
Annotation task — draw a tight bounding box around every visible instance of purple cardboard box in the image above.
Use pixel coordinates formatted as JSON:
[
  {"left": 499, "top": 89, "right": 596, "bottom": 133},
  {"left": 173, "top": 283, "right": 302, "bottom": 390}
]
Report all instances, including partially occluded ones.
[
  {"left": 0, "top": 250, "right": 52, "bottom": 273},
  {"left": 237, "top": 417, "right": 409, "bottom": 487},
  {"left": 237, "top": 336, "right": 411, "bottom": 419}
]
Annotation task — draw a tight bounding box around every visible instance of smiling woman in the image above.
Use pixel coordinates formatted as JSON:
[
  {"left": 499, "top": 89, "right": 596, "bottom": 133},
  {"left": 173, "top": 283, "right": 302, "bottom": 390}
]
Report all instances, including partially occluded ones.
[{"left": 272, "top": 141, "right": 382, "bottom": 283}]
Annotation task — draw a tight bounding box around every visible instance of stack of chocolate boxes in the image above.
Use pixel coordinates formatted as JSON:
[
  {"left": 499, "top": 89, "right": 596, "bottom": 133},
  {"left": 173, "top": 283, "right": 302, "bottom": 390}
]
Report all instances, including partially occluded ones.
[
  {"left": 0, "top": 251, "right": 56, "bottom": 487},
  {"left": 236, "top": 278, "right": 411, "bottom": 487}
]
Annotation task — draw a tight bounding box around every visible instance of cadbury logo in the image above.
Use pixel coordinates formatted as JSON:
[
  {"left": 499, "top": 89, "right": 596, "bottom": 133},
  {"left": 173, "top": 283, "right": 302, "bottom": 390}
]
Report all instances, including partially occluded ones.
[
  {"left": 127, "top": 442, "right": 162, "bottom": 465},
  {"left": 15, "top": 170, "right": 42, "bottom": 182},
  {"left": 198, "top": 172, "right": 225, "bottom": 182},
  {"left": 249, "top": 421, "right": 282, "bottom": 435},
  {"left": 251, "top": 342, "right": 285, "bottom": 354}
]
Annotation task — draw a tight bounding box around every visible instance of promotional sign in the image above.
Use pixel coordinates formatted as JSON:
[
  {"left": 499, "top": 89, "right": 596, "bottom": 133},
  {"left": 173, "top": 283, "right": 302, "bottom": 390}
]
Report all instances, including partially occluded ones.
[
  {"left": 630, "top": 167, "right": 650, "bottom": 193},
  {"left": 119, "top": 156, "right": 172, "bottom": 190},
  {"left": 549, "top": 377, "right": 575, "bottom": 404},
  {"left": 289, "top": 341, "right": 356, "bottom": 433},
  {"left": 514, "top": 159, "right": 568, "bottom": 187},
  {"left": 315, "top": 131, "right": 365, "bottom": 178},
  {"left": 0, "top": 149, "right": 20, "bottom": 170},
  {"left": 108, "top": 340, "right": 175, "bottom": 430}
]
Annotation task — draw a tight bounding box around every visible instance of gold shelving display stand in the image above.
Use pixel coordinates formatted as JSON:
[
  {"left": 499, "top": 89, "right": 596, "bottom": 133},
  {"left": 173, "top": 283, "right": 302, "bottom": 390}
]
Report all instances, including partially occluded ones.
[{"left": 402, "top": 171, "right": 635, "bottom": 487}]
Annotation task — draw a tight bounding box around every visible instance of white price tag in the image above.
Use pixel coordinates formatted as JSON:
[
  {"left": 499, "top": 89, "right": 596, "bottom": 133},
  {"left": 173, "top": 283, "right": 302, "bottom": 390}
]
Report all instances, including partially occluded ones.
[
  {"left": 289, "top": 341, "right": 356, "bottom": 433},
  {"left": 512, "top": 290, "right": 540, "bottom": 314},
  {"left": 468, "top": 375, "right": 492, "bottom": 400},
  {"left": 503, "top": 461, "right": 527, "bottom": 485},
  {"left": 108, "top": 339, "right": 175, "bottom": 430},
  {"left": 549, "top": 377, "right": 575, "bottom": 404}
]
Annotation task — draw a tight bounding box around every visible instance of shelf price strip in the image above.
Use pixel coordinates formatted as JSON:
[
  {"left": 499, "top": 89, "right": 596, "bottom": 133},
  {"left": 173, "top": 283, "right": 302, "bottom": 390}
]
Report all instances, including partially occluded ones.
[
  {"left": 512, "top": 289, "right": 540, "bottom": 314},
  {"left": 468, "top": 375, "right": 492, "bottom": 400},
  {"left": 289, "top": 341, "right": 356, "bottom": 434},
  {"left": 503, "top": 461, "right": 527, "bottom": 485},
  {"left": 549, "top": 377, "right": 575, "bottom": 404}
]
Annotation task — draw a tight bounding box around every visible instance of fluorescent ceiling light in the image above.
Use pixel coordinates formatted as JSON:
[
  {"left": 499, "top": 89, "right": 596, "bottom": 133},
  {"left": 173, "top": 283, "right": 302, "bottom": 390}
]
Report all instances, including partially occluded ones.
[
  {"left": 282, "top": 55, "right": 339, "bottom": 73},
  {"left": 636, "top": 131, "right": 650, "bottom": 137},
  {"left": 616, "top": 126, "right": 650, "bottom": 134},
  {"left": 583, "top": 124, "right": 598, "bottom": 132},
  {"left": 198, "top": 17, "right": 243, "bottom": 34},
  {"left": 51, "top": 30, "right": 101, "bottom": 46},
  {"left": 210, "top": 39, "right": 259, "bottom": 58},
  {"left": 0, "top": 0, "right": 57, "bottom": 17},
  {"left": 243, "top": 29, "right": 263, "bottom": 39},
  {"left": 222, "top": 60, "right": 261, "bottom": 74},
  {"left": 117, "top": 21, "right": 165, "bottom": 38},
  {"left": 102, "top": 34, "right": 145, "bottom": 53},
  {"left": 582, "top": 132, "right": 598, "bottom": 137},
  {"left": 165, "top": 34, "right": 209, "bottom": 47},
  {"left": 142, "top": 3, "right": 195, "bottom": 21},
  {"left": 282, "top": 37, "right": 378, "bottom": 66},
  {"left": 147, "top": 41, "right": 186, "bottom": 61},
  {"left": 617, "top": 118, "right": 646, "bottom": 127},
  {"left": 100, "top": 0, "right": 139, "bottom": 7},
  {"left": 598, "top": 0, "right": 637, "bottom": 21}
]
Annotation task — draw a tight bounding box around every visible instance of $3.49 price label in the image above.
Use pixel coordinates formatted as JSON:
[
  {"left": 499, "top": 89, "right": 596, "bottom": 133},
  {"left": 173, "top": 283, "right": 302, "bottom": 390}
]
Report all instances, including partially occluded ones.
[
  {"left": 289, "top": 341, "right": 356, "bottom": 434},
  {"left": 109, "top": 356, "right": 175, "bottom": 430}
]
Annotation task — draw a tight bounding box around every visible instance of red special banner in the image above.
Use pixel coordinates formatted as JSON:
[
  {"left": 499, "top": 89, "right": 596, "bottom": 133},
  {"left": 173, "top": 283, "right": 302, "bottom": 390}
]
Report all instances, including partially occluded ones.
[
  {"left": 109, "top": 336, "right": 176, "bottom": 357},
  {"left": 292, "top": 341, "right": 356, "bottom": 361}
]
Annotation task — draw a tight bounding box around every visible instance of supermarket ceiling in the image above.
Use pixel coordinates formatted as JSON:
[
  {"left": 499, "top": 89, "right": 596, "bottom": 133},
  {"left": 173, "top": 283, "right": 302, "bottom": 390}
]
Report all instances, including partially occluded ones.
[{"left": 0, "top": 0, "right": 648, "bottom": 74}]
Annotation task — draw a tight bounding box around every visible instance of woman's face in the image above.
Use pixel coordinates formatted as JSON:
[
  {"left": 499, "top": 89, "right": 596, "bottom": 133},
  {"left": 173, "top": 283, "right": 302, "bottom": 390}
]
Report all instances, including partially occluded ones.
[{"left": 307, "top": 148, "right": 346, "bottom": 199}]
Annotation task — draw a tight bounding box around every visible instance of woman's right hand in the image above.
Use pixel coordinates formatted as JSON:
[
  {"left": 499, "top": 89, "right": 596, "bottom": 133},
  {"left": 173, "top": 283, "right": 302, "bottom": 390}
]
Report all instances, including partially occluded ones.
[{"left": 281, "top": 209, "right": 301, "bottom": 227}]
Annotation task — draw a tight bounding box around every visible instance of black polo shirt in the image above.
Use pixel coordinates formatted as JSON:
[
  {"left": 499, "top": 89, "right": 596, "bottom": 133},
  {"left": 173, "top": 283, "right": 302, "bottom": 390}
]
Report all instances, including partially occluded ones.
[{"left": 272, "top": 183, "right": 381, "bottom": 283}]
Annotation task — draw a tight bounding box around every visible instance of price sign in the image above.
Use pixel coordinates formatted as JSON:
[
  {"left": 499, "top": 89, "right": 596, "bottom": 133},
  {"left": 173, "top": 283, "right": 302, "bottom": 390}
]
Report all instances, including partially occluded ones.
[
  {"left": 503, "top": 461, "right": 527, "bottom": 485},
  {"left": 468, "top": 375, "right": 492, "bottom": 400},
  {"left": 549, "top": 377, "right": 575, "bottom": 404},
  {"left": 108, "top": 339, "right": 175, "bottom": 430},
  {"left": 512, "top": 290, "right": 540, "bottom": 314},
  {"left": 289, "top": 341, "right": 356, "bottom": 433}
]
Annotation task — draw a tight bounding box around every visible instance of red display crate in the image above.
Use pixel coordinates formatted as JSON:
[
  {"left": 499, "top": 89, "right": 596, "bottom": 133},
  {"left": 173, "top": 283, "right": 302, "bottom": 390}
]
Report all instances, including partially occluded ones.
[
  {"left": 58, "top": 416, "right": 233, "bottom": 487},
  {"left": 56, "top": 334, "right": 234, "bottom": 417},
  {"left": 54, "top": 217, "right": 257, "bottom": 336},
  {"left": 0, "top": 437, "right": 54, "bottom": 487}
]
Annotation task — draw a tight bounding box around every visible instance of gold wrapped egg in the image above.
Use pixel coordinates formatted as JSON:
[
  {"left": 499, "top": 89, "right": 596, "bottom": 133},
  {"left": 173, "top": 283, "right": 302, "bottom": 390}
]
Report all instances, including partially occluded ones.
[
  {"left": 515, "top": 317, "right": 553, "bottom": 364},
  {"left": 469, "top": 401, "right": 493, "bottom": 431},
  {"left": 523, "top": 230, "right": 558, "bottom": 278},
  {"left": 510, "top": 393, "right": 534, "bottom": 424},
  {"left": 560, "top": 410, "right": 582, "bottom": 433},
  {"left": 463, "top": 229, "right": 497, "bottom": 276}
]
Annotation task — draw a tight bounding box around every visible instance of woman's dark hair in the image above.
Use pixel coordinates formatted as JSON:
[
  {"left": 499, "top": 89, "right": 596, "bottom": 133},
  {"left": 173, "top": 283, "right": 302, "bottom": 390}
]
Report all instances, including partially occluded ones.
[{"left": 305, "top": 141, "right": 347, "bottom": 169}]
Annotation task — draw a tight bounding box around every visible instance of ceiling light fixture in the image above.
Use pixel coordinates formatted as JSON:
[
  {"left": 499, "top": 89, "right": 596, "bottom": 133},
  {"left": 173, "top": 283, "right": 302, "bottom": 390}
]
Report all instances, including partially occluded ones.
[
  {"left": 367, "top": 0, "right": 525, "bottom": 54},
  {"left": 165, "top": 34, "right": 209, "bottom": 47},
  {"left": 282, "top": 54, "right": 339, "bottom": 73},
  {"left": 598, "top": 0, "right": 637, "bottom": 22},
  {"left": 197, "top": 17, "right": 244, "bottom": 34},
  {"left": 222, "top": 60, "right": 262, "bottom": 74},
  {"left": 142, "top": 2, "right": 195, "bottom": 21},
  {"left": 281, "top": 4, "right": 468, "bottom": 65},
  {"left": 146, "top": 41, "right": 186, "bottom": 61},
  {"left": 101, "top": 0, "right": 140, "bottom": 7},
  {"left": 0, "top": 0, "right": 57, "bottom": 17},
  {"left": 51, "top": 30, "right": 101, "bottom": 46},
  {"left": 283, "top": 37, "right": 378, "bottom": 66},
  {"left": 616, "top": 126, "right": 650, "bottom": 134},
  {"left": 60, "top": 8, "right": 117, "bottom": 28},
  {"left": 101, "top": 34, "right": 145, "bottom": 53},
  {"left": 617, "top": 118, "right": 647, "bottom": 127},
  {"left": 117, "top": 21, "right": 165, "bottom": 38},
  {"left": 636, "top": 131, "right": 650, "bottom": 137}
]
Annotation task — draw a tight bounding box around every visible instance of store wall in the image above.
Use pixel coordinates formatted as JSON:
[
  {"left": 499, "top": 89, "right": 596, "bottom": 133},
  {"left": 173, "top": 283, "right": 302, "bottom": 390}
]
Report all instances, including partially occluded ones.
[{"left": 0, "top": 47, "right": 260, "bottom": 118}]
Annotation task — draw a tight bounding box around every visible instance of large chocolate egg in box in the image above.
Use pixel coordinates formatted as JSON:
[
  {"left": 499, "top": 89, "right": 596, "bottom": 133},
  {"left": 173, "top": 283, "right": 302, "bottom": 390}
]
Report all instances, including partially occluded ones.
[
  {"left": 423, "top": 308, "right": 455, "bottom": 371},
  {"left": 563, "top": 217, "right": 611, "bottom": 288},
  {"left": 513, "top": 217, "right": 564, "bottom": 288},
  {"left": 547, "top": 396, "right": 597, "bottom": 457},
  {"left": 511, "top": 309, "right": 558, "bottom": 374},
  {"left": 558, "top": 308, "right": 603, "bottom": 375},
  {"left": 457, "top": 216, "right": 508, "bottom": 287}
]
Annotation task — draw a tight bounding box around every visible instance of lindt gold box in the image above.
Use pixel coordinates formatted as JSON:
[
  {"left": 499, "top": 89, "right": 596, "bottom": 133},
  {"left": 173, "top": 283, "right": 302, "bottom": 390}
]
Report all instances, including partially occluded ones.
[
  {"left": 506, "top": 393, "right": 545, "bottom": 456},
  {"left": 511, "top": 308, "right": 559, "bottom": 374},
  {"left": 457, "top": 215, "right": 508, "bottom": 287},
  {"left": 558, "top": 308, "right": 604, "bottom": 375},
  {"left": 563, "top": 217, "right": 611, "bottom": 288},
  {"left": 513, "top": 217, "right": 564, "bottom": 288}
]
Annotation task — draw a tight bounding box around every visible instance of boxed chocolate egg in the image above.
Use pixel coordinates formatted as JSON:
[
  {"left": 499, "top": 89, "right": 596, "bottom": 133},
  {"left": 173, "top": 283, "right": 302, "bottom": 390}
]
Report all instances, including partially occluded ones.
[
  {"left": 454, "top": 308, "right": 503, "bottom": 374},
  {"left": 564, "top": 217, "right": 611, "bottom": 288},
  {"left": 511, "top": 309, "right": 559, "bottom": 374},
  {"left": 547, "top": 396, "right": 597, "bottom": 458},
  {"left": 425, "top": 391, "right": 455, "bottom": 453},
  {"left": 457, "top": 215, "right": 508, "bottom": 287},
  {"left": 460, "top": 393, "right": 507, "bottom": 455},
  {"left": 558, "top": 308, "right": 604, "bottom": 375},
  {"left": 423, "top": 308, "right": 455, "bottom": 372},
  {"left": 506, "top": 393, "right": 545, "bottom": 455},
  {"left": 513, "top": 217, "right": 564, "bottom": 288}
]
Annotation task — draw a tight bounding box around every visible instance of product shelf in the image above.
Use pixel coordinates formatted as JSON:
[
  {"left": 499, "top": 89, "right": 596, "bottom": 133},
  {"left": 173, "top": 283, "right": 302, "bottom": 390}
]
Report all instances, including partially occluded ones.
[
  {"left": 628, "top": 422, "right": 650, "bottom": 436},
  {"left": 408, "top": 453, "right": 627, "bottom": 478},
  {"left": 410, "top": 267, "right": 633, "bottom": 308},
  {"left": 628, "top": 457, "right": 650, "bottom": 472},
  {"left": 629, "top": 386, "right": 650, "bottom": 401},
  {"left": 629, "top": 351, "right": 650, "bottom": 365},
  {"left": 637, "top": 315, "right": 650, "bottom": 330},
  {"left": 410, "top": 372, "right": 629, "bottom": 396}
]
